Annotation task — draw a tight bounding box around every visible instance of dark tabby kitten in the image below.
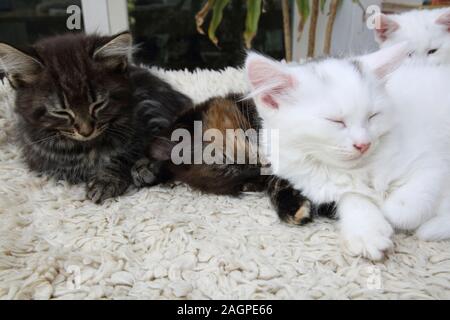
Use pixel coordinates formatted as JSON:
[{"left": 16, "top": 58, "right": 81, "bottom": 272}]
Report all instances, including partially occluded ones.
[
  {"left": 0, "top": 32, "right": 192, "bottom": 203},
  {"left": 134, "top": 94, "right": 335, "bottom": 225}
]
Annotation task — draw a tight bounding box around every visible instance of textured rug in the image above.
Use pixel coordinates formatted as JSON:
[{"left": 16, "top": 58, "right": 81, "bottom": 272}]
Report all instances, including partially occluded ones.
[{"left": 0, "top": 67, "right": 449, "bottom": 300}]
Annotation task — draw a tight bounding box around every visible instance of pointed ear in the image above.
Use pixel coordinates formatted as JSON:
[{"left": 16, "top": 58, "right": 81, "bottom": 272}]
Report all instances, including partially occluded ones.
[
  {"left": 93, "top": 32, "right": 133, "bottom": 72},
  {"left": 358, "top": 42, "right": 410, "bottom": 80},
  {"left": 0, "top": 43, "right": 43, "bottom": 87},
  {"left": 245, "top": 52, "right": 296, "bottom": 109},
  {"left": 436, "top": 10, "right": 450, "bottom": 32},
  {"left": 374, "top": 14, "right": 400, "bottom": 44}
]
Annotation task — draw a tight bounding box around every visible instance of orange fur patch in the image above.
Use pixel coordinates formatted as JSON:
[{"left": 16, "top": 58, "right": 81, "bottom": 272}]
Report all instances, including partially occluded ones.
[{"left": 203, "top": 98, "right": 257, "bottom": 163}]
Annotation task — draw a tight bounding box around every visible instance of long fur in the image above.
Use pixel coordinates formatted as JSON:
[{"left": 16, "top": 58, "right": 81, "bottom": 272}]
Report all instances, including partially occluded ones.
[
  {"left": 246, "top": 47, "right": 450, "bottom": 261},
  {"left": 1, "top": 33, "right": 192, "bottom": 203},
  {"left": 374, "top": 8, "right": 450, "bottom": 65},
  {"left": 140, "top": 94, "right": 335, "bottom": 224}
]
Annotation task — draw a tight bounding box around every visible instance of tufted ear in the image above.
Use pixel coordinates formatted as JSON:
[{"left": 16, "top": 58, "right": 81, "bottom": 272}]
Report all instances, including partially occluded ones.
[
  {"left": 93, "top": 32, "right": 133, "bottom": 72},
  {"left": 374, "top": 14, "right": 400, "bottom": 44},
  {"left": 436, "top": 9, "right": 450, "bottom": 32},
  {"left": 245, "top": 52, "right": 296, "bottom": 109},
  {"left": 358, "top": 42, "right": 410, "bottom": 80},
  {"left": 0, "top": 43, "right": 43, "bottom": 88}
]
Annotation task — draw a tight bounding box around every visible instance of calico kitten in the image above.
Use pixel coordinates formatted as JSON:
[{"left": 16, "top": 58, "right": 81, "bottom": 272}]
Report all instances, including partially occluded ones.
[
  {"left": 246, "top": 44, "right": 450, "bottom": 260},
  {"left": 0, "top": 32, "right": 192, "bottom": 203},
  {"left": 374, "top": 8, "right": 450, "bottom": 64},
  {"left": 133, "top": 94, "right": 335, "bottom": 225}
]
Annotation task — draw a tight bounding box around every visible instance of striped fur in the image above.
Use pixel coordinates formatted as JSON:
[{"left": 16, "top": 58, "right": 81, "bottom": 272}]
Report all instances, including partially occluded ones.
[{"left": 3, "top": 33, "right": 192, "bottom": 203}]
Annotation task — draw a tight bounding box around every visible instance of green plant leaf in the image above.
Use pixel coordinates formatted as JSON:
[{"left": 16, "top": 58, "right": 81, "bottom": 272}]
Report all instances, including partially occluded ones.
[
  {"left": 243, "top": 0, "right": 262, "bottom": 49},
  {"left": 296, "top": 0, "right": 310, "bottom": 40},
  {"left": 208, "top": 0, "right": 231, "bottom": 47},
  {"left": 320, "top": 0, "right": 327, "bottom": 13}
]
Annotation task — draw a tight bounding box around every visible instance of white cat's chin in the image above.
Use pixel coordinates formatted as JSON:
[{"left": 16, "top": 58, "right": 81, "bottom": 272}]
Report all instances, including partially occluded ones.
[{"left": 315, "top": 152, "right": 370, "bottom": 170}]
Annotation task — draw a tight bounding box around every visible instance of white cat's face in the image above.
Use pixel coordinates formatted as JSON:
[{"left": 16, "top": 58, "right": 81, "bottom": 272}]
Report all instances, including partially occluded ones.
[
  {"left": 246, "top": 45, "right": 408, "bottom": 170},
  {"left": 275, "top": 63, "right": 391, "bottom": 169},
  {"left": 375, "top": 9, "right": 450, "bottom": 65}
]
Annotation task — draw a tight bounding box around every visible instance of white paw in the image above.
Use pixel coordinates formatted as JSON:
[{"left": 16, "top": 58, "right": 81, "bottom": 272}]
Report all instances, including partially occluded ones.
[
  {"left": 416, "top": 217, "right": 450, "bottom": 241},
  {"left": 416, "top": 224, "right": 438, "bottom": 241},
  {"left": 341, "top": 216, "right": 394, "bottom": 261},
  {"left": 382, "top": 197, "right": 420, "bottom": 231}
]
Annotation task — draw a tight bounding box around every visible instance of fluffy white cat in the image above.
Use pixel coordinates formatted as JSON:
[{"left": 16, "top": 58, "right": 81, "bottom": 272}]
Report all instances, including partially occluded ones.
[
  {"left": 374, "top": 8, "right": 450, "bottom": 64},
  {"left": 245, "top": 44, "right": 450, "bottom": 260}
]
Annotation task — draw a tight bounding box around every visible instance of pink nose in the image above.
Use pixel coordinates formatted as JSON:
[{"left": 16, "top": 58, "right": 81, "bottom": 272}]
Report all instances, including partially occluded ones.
[{"left": 353, "top": 143, "right": 371, "bottom": 154}]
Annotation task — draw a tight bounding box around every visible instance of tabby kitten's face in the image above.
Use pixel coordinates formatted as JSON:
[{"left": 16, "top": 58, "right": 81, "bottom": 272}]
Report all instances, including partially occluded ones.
[
  {"left": 43, "top": 90, "right": 110, "bottom": 141},
  {"left": 0, "top": 32, "right": 133, "bottom": 142}
]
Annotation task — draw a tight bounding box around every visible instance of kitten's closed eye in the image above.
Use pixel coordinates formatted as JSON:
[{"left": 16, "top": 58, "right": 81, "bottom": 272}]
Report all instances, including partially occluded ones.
[
  {"left": 90, "top": 99, "right": 108, "bottom": 115},
  {"left": 327, "top": 118, "right": 347, "bottom": 128},
  {"left": 369, "top": 112, "right": 380, "bottom": 121},
  {"left": 427, "top": 49, "right": 439, "bottom": 55},
  {"left": 50, "top": 110, "right": 74, "bottom": 121}
]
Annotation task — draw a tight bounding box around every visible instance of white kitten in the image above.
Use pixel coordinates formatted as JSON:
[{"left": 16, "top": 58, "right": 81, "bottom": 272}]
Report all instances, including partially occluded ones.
[
  {"left": 374, "top": 8, "right": 450, "bottom": 64},
  {"left": 245, "top": 45, "right": 450, "bottom": 260}
]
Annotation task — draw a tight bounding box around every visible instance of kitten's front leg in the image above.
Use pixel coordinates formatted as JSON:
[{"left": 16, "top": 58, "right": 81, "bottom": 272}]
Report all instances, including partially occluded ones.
[
  {"left": 87, "top": 173, "right": 130, "bottom": 204},
  {"left": 339, "top": 193, "right": 394, "bottom": 261},
  {"left": 266, "top": 176, "right": 314, "bottom": 225},
  {"left": 382, "top": 167, "right": 444, "bottom": 230},
  {"left": 87, "top": 158, "right": 131, "bottom": 204},
  {"left": 131, "top": 158, "right": 160, "bottom": 187}
]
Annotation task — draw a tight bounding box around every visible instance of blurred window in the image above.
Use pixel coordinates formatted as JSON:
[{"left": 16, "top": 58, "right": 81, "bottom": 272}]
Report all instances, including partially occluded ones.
[
  {"left": 129, "top": 0, "right": 286, "bottom": 70},
  {"left": 0, "top": 0, "right": 83, "bottom": 46}
]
